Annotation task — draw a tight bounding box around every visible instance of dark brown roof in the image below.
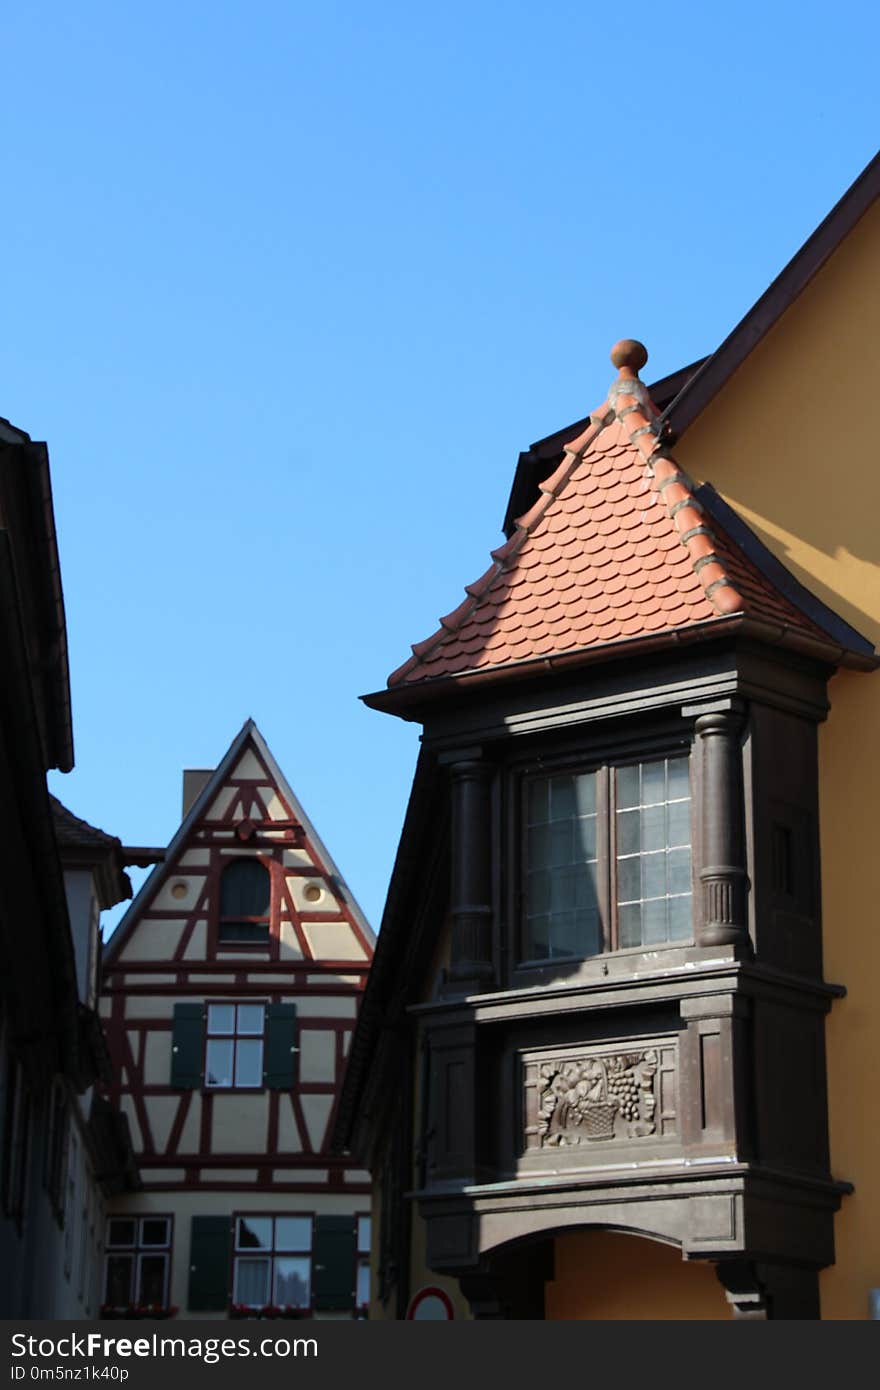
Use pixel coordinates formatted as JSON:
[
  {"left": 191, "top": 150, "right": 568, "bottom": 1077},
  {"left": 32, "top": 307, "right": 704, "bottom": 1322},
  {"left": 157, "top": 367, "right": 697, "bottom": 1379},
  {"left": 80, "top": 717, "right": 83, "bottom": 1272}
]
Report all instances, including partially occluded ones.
[{"left": 51, "top": 797, "right": 133, "bottom": 910}]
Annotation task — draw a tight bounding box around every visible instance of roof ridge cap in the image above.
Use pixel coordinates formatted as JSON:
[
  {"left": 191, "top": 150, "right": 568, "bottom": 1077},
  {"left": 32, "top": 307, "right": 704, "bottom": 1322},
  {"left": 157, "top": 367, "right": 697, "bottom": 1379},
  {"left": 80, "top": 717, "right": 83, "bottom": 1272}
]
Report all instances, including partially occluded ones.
[{"left": 606, "top": 342, "right": 745, "bottom": 616}]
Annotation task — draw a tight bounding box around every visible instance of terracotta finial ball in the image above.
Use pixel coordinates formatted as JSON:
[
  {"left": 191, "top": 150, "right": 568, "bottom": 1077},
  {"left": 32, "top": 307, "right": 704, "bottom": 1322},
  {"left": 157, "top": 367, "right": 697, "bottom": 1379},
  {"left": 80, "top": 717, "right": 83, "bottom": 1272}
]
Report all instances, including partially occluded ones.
[{"left": 610, "top": 339, "right": 648, "bottom": 373}]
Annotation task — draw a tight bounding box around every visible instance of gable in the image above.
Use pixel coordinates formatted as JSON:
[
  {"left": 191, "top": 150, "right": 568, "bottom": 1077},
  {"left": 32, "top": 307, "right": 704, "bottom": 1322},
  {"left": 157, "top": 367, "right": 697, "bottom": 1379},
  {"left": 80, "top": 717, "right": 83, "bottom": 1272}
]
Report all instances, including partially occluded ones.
[
  {"left": 676, "top": 196, "right": 880, "bottom": 646},
  {"left": 104, "top": 721, "right": 373, "bottom": 969}
]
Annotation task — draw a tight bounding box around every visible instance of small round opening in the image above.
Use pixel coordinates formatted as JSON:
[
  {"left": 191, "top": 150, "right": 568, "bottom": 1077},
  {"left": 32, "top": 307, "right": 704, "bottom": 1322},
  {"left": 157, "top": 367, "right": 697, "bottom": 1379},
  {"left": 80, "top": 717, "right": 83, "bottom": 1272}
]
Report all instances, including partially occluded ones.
[
  {"left": 171, "top": 881, "right": 188, "bottom": 900},
  {"left": 303, "top": 882, "right": 323, "bottom": 903}
]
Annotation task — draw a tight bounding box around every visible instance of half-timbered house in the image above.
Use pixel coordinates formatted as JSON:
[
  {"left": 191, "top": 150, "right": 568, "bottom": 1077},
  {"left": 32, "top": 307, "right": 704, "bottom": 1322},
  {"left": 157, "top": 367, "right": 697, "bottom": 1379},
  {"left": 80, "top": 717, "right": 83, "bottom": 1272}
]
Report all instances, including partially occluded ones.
[{"left": 100, "top": 719, "right": 374, "bottom": 1318}]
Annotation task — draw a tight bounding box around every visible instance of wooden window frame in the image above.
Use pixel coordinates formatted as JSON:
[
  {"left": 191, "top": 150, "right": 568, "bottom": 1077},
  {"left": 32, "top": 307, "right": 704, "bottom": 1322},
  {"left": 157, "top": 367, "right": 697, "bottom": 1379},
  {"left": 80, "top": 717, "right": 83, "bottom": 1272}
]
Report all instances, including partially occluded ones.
[
  {"left": 103, "top": 1214, "right": 173, "bottom": 1310},
  {"left": 513, "top": 746, "right": 695, "bottom": 979},
  {"left": 231, "top": 1212, "right": 314, "bottom": 1312},
  {"left": 217, "top": 857, "right": 272, "bottom": 948},
  {"left": 204, "top": 1001, "right": 266, "bottom": 1092}
]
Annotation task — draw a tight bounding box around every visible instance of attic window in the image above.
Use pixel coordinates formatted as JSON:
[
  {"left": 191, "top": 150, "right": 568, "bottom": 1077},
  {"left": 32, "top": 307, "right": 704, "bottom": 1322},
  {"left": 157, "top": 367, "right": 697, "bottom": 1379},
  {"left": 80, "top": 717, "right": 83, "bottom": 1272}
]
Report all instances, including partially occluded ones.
[{"left": 219, "top": 858, "right": 271, "bottom": 943}]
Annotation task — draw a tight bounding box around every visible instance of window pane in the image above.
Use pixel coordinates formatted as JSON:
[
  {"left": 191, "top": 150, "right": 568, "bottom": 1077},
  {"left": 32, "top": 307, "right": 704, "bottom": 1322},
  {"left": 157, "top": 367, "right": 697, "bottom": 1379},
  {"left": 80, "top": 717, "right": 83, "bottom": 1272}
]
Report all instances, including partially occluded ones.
[
  {"left": 275, "top": 1217, "right": 312, "bottom": 1251},
  {"left": 527, "top": 870, "right": 550, "bottom": 915},
  {"left": 573, "top": 814, "right": 597, "bottom": 860},
  {"left": 550, "top": 867, "right": 578, "bottom": 913},
  {"left": 668, "top": 894, "right": 692, "bottom": 940},
  {"left": 236, "top": 1217, "right": 272, "bottom": 1250},
  {"left": 105, "top": 1254, "right": 133, "bottom": 1305},
  {"left": 137, "top": 1254, "right": 167, "bottom": 1305},
  {"left": 235, "top": 1040, "right": 263, "bottom": 1088},
  {"left": 667, "top": 756, "right": 690, "bottom": 800},
  {"left": 575, "top": 862, "right": 600, "bottom": 910},
  {"left": 548, "top": 820, "right": 573, "bottom": 867},
  {"left": 208, "top": 1005, "right": 235, "bottom": 1036},
  {"left": 356, "top": 1258, "right": 370, "bottom": 1306},
  {"left": 527, "top": 778, "right": 549, "bottom": 825},
  {"left": 573, "top": 773, "right": 597, "bottom": 816},
  {"left": 235, "top": 1257, "right": 270, "bottom": 1306},
  {"left": 618, "top": 903, "right": 641, "bottom": 948},
  {"left": 642, "top": 897, "right": 668, "bottom": 945},
  {"left": 237, "top": 1005, "right": 265, "bottom": 1036},
  {"left": 550, "top": 776, "right": 575, "bottom": 821},
  {"left": 357, "top": 1216, "right": 371, "bottom": 1253},
  {"left": 668, "top": 848, "right": 692, "bottom": 895},
  {"left": 617, "top": 855, "right": 640, "bottom": 904},
  {"left": 574, "top": 909, "right": 601, "bottom": 957},
  {"left": 617, "top": 810, "right": 639, "bottom": 856},
  {"left": 616, "top": 764, "right": 640, "bottom": 809},
  {"left": 642, "top": 760, "right": 666, "bottom": 806},
  {"left": 107, "top": 1218, "right": 136, "bottom": 1248},
  {"left": 140, "top": 1218, "right": 169, "bottom": 1247},
  {"left": 667, "top": 799, "right": 690, "bottom": 847},
  {"left": 642, "top": 852, "right": 666, "bottom": 900},
  {"left": 527, "top": 823, "right": 550, "bottom": 868},
  {"left": 549, "top": 910, "right": 577, "bottom": 958},
  {"left": 526, "top": 915, "right": 550, "bottom": 959},
  {"left": 221, "top": 859, "right": 271, "bottom": 918},
  {"left": 205, "top": 1039, "right": 234, "bottom": 1088},
  {"left": 640, "top": 804, "right": 665, "bottom": 852},
  {"left": 274, "top": 1256, "right": 310, "bottom": 1308}
]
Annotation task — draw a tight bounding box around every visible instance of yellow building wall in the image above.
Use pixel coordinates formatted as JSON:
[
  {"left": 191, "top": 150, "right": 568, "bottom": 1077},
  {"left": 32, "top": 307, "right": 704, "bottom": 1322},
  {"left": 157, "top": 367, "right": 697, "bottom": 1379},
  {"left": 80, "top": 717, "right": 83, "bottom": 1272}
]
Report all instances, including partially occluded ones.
[
  {"left": 675, "top": 195, "right": 880, "bottom": 1319},
  {"left": 546, "top": 1232, "right": 730, "bottom": 1320}
]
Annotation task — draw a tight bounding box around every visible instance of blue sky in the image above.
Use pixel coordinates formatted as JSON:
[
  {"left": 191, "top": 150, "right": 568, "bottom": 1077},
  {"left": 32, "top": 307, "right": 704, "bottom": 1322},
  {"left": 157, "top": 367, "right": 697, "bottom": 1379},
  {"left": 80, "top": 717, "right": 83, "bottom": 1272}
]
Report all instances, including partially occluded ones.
[{"left": 3, "top": 1, "right": 877, "bottom": 932}]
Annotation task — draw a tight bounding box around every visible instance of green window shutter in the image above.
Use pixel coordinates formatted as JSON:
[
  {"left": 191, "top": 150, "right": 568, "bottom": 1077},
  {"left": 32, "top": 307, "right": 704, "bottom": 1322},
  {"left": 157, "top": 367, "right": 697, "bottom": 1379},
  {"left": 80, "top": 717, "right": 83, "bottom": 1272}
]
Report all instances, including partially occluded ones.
[
  {"left": 312, "top": 1215, "right": 356, "bottom": 1311},
  {"left": 264, "top": 1003, "right": 298, "bottom": 1089},
  {"left": 188, "top": 1215, "right": 232, "bottom": 1312},
  {"left": 171, "top": 1003, "right": 205, "bottom": 1089}
]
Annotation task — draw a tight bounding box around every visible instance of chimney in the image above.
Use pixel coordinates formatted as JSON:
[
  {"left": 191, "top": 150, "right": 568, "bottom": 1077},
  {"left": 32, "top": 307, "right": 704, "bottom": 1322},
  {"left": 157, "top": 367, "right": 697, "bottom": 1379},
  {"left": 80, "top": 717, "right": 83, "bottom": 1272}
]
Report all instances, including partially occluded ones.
[{"left": 182, "top": 769, "right": 213, "bottom": 818}]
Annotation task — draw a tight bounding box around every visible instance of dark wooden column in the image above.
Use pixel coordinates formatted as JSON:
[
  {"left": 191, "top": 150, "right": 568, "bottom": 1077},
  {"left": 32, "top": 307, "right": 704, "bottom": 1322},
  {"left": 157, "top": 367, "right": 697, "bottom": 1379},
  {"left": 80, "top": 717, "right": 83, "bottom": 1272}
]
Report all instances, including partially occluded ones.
[
  {"left": 716, "top": 1260, "right": 820, "bottom": 1319},
  {"left": 695, "top": 710, "right": 750, "bottom": 948},
  {"left": 447, "top": 758, "right": 494, "bottom": 992}
]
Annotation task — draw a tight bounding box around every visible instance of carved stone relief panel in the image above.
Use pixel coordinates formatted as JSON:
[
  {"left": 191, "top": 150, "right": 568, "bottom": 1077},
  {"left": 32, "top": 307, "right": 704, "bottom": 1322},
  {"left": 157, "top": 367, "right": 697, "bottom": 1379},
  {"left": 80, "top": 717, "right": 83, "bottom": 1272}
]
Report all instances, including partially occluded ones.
[{"left": 522, "top": 1038, "right": 678, "bottom": 1151}]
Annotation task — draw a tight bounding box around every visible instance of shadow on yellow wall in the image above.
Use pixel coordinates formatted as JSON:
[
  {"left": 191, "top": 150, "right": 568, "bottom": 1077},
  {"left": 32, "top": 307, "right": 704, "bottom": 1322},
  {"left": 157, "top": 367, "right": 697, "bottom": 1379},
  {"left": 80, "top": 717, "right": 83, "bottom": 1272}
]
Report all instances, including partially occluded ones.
[{"left": 545, "top": 1231, "right": 731, "bottom": 1320}]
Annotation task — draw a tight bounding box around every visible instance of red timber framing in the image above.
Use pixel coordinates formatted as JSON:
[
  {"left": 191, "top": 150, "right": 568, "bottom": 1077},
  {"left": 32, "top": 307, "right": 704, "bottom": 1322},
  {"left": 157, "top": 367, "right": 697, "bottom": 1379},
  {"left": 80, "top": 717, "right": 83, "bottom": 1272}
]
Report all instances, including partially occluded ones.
[{"left": 100, "top": 721, "right": 374, "bottom": 1198}]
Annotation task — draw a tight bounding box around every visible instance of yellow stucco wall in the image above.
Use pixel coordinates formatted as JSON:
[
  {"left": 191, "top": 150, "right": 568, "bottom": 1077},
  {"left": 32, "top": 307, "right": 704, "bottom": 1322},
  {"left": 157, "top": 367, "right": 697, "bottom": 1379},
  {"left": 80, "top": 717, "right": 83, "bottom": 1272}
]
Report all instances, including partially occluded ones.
[
  {"left": 676, "top": 195, "right": 880, "bottom": 1319},
  {"left": 546, "top": 1232, "right": 731, "bottom": 1320}
]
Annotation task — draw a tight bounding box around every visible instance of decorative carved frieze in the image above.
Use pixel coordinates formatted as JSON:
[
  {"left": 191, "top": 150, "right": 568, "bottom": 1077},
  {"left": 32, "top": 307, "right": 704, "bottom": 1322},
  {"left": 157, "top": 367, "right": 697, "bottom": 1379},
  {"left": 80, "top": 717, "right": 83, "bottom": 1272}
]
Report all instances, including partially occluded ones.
[{"left": 523, "top": 1039, "right": 677, "bottom": 1150}]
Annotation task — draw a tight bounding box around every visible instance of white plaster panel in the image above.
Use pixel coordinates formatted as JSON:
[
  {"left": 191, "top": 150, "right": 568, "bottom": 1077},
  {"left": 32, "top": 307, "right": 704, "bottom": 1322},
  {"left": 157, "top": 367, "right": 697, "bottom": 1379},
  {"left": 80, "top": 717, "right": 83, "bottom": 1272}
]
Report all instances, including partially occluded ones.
[
  {"left": 287, "top": 876, "right": 338, "bottom": 912},
  {"left": 232, "top": 750, "right": 263, "bottom": 779},
  {"left": 300, "top": 1095, "right": 334, "bottom": 1152},
  {"left": 277, "top": 1097, "right": 302, "bottom": 1153},
  {"left": 344, "top": 1171, "right": 371, "bottom": 1184},
  {"left": 125, "top": 973, "right": 175, "bottom": 985},
  {"left": 205, "top": 785, "right": 236, "bottom": 820},
  {"left": 126, "top": 1030, "right": 140, "bottom": 1061},
  {"left": 119, "top": 1095, "right": 143, "bottom": 1150},
  {"left": 299, "top": 1030, "right": 336, "bottom": 1084},
  {"left": 187, "top": 974, "right": 237, "bottom": 983},
  {"left": 282, "top": 849, "right": 311, "bottom": 868},
  {"left": 99, "top": 997, "right": 112, "bottom": 1019},
  {"left": 272, "top": 1169, "right": 328, "bottom": 1183},
  {"left": 302, "top": 922, "right": 367, "bottom": 962},
  {"left": 212, "top": 831, "right": 234, "bottom": 839},
  {"left": 261, "top": 789, "right": 287, "bottom": 821},
  {"left": 306, "top": 974, "right": 362, "bottom": 986},
  {"left": 147, "top": 1096, "right": 180, "bottom": 1153},
  {"left": 125, "top": 997, "right": 192, "bottom": 1019},
  {"left": 247, "top": 974, "right": 289, "bottom": 984},
  {"left": 293, "top": 996, "right": 357, "bottom": 1019},
  {"left": 342, "top": 1031, "right": 351, "bottom": 1057},
  {"left": 279, "top": 923, "right": 305, "bottom": 960},
  {"left": 180, "top": 849, "right": 211, "bottom": 867},
  {"left": 119, "top": 919, "right": 186, "bottom": 962},
  {"left": 208, "top": 1169, "right": 259, "bottom": 1183},
  {"left": 143, "top": 1030, "right": 172, "bottom": 1086},
  {"left": 177, "top": 1095, "right": 202, "bottom": 1154},
  {"left": 152, "top": 876, "right": 206, "bottom": 912},
  {"left": 139, "top": 1168, "right": 185, "bottom": 1183},
  {"left": 182, "top": 921, "right": 207, "bottom": 960},
  {"left": 212, "top": 1093, "right": 269, "bottom": 1153}
]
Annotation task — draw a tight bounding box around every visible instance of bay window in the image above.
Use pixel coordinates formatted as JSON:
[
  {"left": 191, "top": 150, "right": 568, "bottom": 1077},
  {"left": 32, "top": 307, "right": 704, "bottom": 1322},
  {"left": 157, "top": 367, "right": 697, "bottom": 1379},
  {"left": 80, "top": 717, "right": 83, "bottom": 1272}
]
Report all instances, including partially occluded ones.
[{"left": 522, "top": 753, "right": 692, "bottom": 962}]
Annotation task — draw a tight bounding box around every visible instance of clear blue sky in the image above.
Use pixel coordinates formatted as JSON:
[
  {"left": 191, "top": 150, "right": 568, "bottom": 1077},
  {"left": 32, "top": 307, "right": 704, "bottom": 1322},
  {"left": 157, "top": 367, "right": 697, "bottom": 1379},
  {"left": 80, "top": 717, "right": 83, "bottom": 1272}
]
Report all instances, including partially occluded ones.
[{"left": 3, "top": 2, "right": 877, "bottom": 932}]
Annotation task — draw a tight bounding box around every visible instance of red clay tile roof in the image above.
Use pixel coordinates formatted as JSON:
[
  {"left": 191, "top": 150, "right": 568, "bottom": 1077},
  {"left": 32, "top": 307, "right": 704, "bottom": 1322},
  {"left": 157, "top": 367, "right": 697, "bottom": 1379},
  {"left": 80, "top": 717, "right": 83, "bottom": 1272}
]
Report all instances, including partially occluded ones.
[{"left": 388, "top": 343, "right": 831, "bottom": 689}]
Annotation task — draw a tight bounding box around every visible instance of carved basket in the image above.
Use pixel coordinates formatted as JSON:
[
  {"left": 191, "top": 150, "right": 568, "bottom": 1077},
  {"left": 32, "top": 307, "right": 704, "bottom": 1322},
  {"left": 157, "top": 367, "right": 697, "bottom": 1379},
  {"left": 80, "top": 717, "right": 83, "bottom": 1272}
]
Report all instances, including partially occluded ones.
[{"left": 582, "top": 1100, "right": 618, "bottom": 1140}]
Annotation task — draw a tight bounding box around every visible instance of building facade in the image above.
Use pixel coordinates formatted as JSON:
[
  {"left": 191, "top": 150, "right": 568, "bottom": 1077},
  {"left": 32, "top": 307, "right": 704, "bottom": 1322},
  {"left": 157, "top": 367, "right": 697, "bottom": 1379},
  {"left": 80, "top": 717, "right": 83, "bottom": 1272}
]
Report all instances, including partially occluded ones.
[
  {"left": 336, "top": 154, "right": 880, "bottom": 1319},
  {"left": 100, "top": 720, "right": 374, "bottom": 1318},
  {"left": 0, "top": 415, "right": 138, "bottom": 1317}
]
